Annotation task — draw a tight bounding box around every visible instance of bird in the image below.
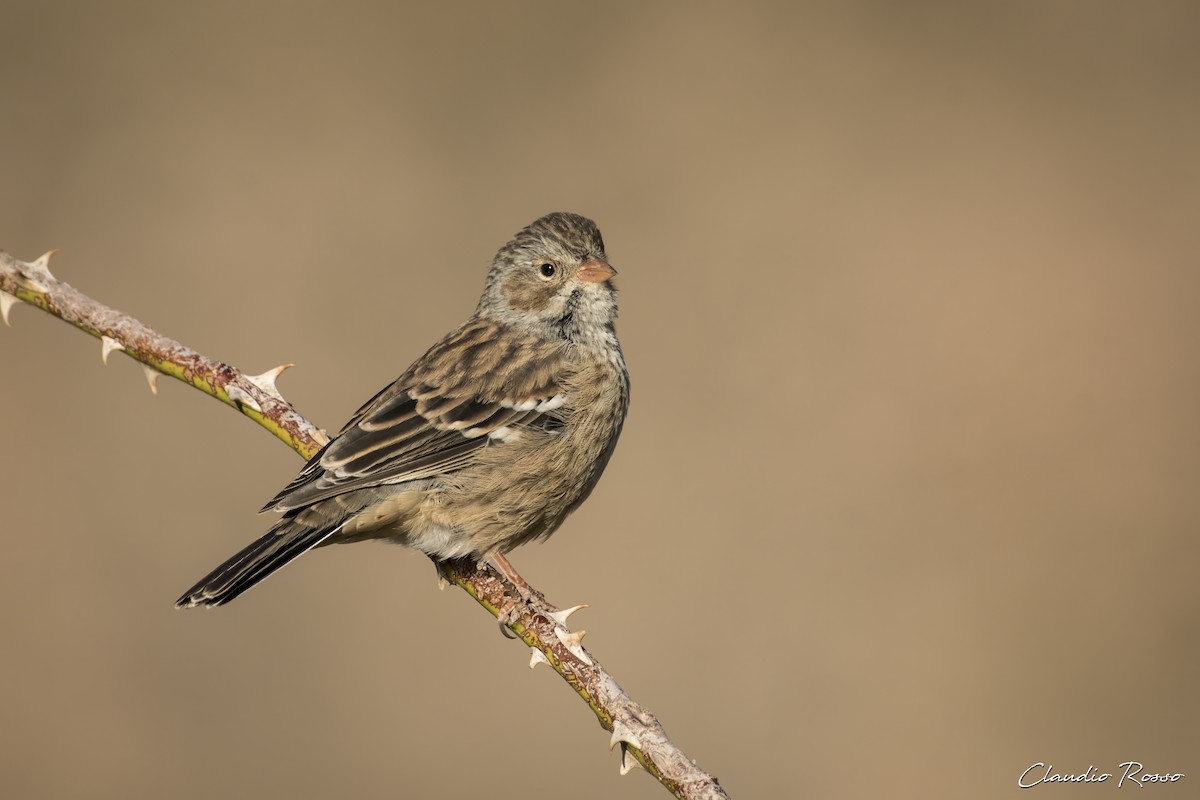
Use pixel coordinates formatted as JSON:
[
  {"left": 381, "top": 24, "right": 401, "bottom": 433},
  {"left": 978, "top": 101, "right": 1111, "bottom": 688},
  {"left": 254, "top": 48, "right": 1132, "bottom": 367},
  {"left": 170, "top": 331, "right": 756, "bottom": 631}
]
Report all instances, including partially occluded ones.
[{"left": 177, "top": 212, "right": 629, "bottom": 608}]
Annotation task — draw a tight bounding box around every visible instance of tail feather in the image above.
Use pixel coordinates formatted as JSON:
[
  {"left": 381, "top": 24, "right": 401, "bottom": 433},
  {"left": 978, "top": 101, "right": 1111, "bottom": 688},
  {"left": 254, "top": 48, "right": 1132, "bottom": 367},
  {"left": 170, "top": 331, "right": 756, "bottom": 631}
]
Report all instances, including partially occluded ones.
[{"left": 176, "top": 522, "right": 338, "bottom": 608}]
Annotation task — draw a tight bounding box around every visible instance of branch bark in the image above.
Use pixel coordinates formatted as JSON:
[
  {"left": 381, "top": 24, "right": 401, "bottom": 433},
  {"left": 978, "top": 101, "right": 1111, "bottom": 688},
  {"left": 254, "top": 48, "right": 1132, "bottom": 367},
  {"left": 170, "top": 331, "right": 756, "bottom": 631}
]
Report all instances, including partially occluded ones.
[{"left": 0, "top": 249, "right": 729, "bottom": 800}]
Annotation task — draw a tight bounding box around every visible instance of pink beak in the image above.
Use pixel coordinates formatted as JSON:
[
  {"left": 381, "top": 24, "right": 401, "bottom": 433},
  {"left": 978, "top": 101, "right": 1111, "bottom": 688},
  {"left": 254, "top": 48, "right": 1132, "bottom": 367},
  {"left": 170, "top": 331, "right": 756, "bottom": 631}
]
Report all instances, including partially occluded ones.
[{"left": 576, "top": 256, "right": 617, "bottom": 284}]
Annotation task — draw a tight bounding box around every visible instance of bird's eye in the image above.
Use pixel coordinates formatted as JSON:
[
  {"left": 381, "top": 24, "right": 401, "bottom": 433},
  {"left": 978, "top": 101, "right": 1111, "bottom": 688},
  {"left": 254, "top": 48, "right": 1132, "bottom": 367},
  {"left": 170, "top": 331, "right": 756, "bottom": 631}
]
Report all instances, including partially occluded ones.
[{"left": 537, "top": 262, "right": 556, "bottom": 279}]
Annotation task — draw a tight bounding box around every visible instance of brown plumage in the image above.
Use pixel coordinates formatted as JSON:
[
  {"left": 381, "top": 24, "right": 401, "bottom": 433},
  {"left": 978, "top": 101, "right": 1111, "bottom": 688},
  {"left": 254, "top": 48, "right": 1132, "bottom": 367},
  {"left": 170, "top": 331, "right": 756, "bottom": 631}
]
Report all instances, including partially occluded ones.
[{"left": 177, "top": 212, "right": 628, "bottom": 607}]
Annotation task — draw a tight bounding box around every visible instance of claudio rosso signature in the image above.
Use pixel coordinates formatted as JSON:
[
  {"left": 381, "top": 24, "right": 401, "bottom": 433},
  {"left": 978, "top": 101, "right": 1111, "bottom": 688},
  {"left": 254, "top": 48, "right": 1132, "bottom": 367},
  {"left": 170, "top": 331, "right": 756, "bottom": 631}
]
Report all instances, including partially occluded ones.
[{"left": 1019, "top": 762, "right": 1185, "bottom": 788}]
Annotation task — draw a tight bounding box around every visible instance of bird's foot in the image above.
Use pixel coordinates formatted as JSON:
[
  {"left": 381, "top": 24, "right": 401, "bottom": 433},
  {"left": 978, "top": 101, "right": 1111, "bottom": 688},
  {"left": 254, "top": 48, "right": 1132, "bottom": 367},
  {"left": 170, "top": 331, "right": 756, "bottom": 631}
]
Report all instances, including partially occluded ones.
[
  {"left": 434, "top": 559, "right": 451, "bottom": 591},
  {"left": 486, "top": 551, "right": 555, "bottom": 610}
]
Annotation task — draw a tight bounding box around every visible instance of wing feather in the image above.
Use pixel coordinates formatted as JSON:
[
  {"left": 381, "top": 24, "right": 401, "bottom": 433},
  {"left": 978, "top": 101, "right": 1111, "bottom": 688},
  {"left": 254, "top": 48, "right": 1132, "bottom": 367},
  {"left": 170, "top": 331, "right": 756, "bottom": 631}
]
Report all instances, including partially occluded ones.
[{"left": 262, "top": 319, "right": 569, "bottom": 514}]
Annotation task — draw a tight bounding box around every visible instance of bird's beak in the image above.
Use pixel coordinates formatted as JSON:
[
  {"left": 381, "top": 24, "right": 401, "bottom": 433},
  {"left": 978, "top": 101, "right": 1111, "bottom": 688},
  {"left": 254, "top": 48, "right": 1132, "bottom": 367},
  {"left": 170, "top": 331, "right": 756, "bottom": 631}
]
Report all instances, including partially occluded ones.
[{"left": 576, "top": 257, "right": 617, "bottom": 284}]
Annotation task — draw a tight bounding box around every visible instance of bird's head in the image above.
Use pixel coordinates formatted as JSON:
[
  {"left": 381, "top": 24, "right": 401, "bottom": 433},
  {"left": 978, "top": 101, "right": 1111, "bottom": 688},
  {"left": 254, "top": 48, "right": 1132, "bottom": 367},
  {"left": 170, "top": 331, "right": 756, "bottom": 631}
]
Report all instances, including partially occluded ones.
[{"left": 479, "top": 212, "right": 618, "bottom": 346}]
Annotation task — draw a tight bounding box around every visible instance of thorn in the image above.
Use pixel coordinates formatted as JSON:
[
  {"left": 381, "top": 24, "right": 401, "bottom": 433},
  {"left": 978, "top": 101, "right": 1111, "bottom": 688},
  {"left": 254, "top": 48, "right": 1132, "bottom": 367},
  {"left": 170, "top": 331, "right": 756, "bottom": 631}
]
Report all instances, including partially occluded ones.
[
  {"left": 15, "top": 249, "right": 59, "bottom": 291},
  {"left": 245, "top": 363, "right": 293, "bottom": 401},
  {"left": 32, "top": 249, "right": 60, "bottom": 270},
  {"left": 529, "top": 648, "right": 550, "bottom": 669},
  {"left": 225, "top": 384, "right": 262, "bottom": 412},
  {"left": 556, "top": 628, "right": 587, "bottom": 648},
  {"left": 619, "top": 743, "right": 642, "bottom": 776},
  {"left": 100, "top": 335, "right": 125, "bottom": 365},
  {"left": 0, "top": 292, "right": 16, "bottom": 326},
  {"left": 554, "top": 627, "right": 593, "bottom": 665},
  {"left": 142, "top": 364, "right": 160, "bottom": 395},
  {"left": 608, "top": 720, "right": 643, "bottom": 752},
  {"left": 548, "top": 603, "right": 588, "bottom": 627},
  {"left": 13, "top": 273, "right": 47, "bottom": 293}
]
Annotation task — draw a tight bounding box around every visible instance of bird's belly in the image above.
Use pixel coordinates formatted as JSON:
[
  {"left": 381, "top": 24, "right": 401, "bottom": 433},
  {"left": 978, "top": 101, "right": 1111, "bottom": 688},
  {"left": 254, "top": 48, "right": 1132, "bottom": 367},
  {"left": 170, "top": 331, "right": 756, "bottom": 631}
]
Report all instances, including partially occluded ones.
[
  {"left": 420, "top": 433, "right": 592, "bottom": 554},
  {"left": 403, "top": 523, "right": 480, "bottom": 559},
  {"left": 333, "top": 409, "right": 622, "bottom": 560}
]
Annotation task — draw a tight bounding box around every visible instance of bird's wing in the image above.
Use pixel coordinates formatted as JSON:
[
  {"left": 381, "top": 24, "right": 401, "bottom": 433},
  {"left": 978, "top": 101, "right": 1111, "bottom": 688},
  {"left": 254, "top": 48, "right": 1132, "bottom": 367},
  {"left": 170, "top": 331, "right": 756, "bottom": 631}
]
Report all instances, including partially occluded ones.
[{"left": 262, "top": 320, "right": 569, "bottom": 513}]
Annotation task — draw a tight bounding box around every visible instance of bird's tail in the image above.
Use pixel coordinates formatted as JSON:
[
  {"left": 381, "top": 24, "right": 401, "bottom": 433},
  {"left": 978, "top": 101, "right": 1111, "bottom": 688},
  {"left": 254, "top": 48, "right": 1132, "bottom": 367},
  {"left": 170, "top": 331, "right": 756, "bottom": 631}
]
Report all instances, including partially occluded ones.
[{"left": 175, "top": 521, "right": 338, "bottom": 608}]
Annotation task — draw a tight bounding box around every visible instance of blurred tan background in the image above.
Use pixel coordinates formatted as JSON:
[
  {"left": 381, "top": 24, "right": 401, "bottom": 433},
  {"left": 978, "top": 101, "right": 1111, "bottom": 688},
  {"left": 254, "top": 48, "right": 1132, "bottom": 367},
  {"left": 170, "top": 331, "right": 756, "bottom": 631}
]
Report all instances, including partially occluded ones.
[{"left": 2, "top": 2, "right": 1198, "bottom": 798}]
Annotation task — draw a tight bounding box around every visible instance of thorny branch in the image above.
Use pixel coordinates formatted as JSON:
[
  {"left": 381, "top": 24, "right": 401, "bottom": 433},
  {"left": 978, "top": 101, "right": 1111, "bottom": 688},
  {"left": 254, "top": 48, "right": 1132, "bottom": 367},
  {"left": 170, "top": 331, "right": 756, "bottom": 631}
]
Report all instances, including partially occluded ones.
[{"left": 0, "top": 249, "right": 729, "bottom": 800}]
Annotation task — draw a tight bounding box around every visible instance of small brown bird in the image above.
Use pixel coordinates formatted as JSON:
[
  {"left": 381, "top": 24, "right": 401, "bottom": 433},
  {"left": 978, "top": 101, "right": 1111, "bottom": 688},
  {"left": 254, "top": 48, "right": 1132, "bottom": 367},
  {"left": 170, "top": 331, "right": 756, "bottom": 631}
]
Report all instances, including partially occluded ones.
[{"left": 177, "top": 212, "right": 628, "bottom": 607}]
